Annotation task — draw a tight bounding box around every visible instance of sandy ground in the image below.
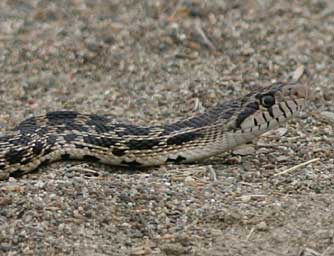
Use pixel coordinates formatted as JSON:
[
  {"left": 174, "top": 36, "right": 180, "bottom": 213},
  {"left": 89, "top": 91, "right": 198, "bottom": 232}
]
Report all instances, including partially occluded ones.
[{"left": 0, "top": 0, "right": 334, "bottom": 255}]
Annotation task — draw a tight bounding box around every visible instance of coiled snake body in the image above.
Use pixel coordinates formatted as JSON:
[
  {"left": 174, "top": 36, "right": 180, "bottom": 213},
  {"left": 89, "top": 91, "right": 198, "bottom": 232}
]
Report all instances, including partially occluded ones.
[{"left": 0, "top": 82, "right": 308, "bottom": 180}]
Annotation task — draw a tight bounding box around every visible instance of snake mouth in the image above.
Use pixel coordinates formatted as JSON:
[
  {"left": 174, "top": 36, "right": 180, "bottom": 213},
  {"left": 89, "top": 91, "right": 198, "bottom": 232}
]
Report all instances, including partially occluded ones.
[{"left": 236, "top": 82, "right": 309, "bottom": 133}]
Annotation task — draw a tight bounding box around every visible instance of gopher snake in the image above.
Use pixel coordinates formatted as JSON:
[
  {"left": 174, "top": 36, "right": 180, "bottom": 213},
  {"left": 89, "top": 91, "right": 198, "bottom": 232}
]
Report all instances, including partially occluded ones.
[{"left": 0, "top": 81, "right": 308, "bottom": 180}]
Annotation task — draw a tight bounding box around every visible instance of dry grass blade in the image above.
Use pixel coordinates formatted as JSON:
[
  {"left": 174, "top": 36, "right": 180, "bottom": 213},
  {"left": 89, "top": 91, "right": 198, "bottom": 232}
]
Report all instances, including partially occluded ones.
[
  {"left": 273, "top": 158, "right": 320, "bottom": 176},
  {"left": 207, "top": 165, "right": 217, "bottom": 182},
  {"left": 195, "top": 20, "right": 216, "bottom": 51},
  {"left": 246, "top": 227, "right": 255, "bottom": 241}
]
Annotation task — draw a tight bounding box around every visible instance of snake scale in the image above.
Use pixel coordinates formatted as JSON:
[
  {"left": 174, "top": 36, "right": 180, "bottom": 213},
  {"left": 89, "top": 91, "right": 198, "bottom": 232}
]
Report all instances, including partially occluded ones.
[{"left": 0, "top": 81, "right": 308, "bottom": 180}]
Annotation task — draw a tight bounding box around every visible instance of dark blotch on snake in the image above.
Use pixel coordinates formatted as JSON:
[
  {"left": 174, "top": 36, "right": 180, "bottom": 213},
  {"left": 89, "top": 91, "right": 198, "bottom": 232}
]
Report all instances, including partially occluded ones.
[
  {"left": 88, "top": 114, "right": 111, "bottom": 124},
  {"left": 4, "top": 148, "right": 27, "bottom": 165},
  {"left": 83, "top": 135, "right": 118, "bottom": 148},
  {"left": 9, "top": 169, "right": 26, "bottom": 178},
  {"left": 35, "top": 126, "right": 50, "bottom": 136},
  {"left": 166, "top": 155, "right": 186, "bottom": 163},
  {"left": 166, "top": 131, "right": 203, "bottom": 146},
  {"left": 42, "top": 135, "right": 58, "bottom": 155},
  {"left": 14, "top": 117, "right": 38, "bottom": 133},
  {"left": 63, "top": 134, "right": 78, "bottom": 143},
  {"left": 86, "top": 115, "right": 153, "bottom": 135},
  {"left": 235, "top": 102, "right": 259, "bottom": 129},
  {"left": 47, "top": 135, "right": 57, "bottom": 145},
  {"left": 115, "top": 124, "right": 153, "bottom": 137},
  {"left": 112, "top": 148, "right": 126, "bottom": 157},
  {"left": 121, "top": 160, "right": 142, "bottom": 167},
  {"left": 46, "top": 111, "right": 89, "bottom": 132},
  {"left": 162, "top": 116, "right": 207, "bottom": 136},
  {"left": 6, "top": 136, "right": 32, "bottom": 147},
  {"left": 73, "top": 144, "right": 97, "bottom": 152},
  {"left": 46, "top": 111, "right": 78, "bottom": 120},
  {"left": 82, "top": 155, "right": 100, "bottom": 162},
  {"left": 0, "top": 135, "right": 12, "bottom": 144},
  {"left": 86, "top": 114, "right": 113, "bottom": 133},
  {"left": 61, "top": 154, "right": 71, "bottom": 160},
  {"left": 40, "top": 159, "right": 50, "bottom": 167},
  {"left": 126, "top": 139, "right": 160, "bottom": 150}
]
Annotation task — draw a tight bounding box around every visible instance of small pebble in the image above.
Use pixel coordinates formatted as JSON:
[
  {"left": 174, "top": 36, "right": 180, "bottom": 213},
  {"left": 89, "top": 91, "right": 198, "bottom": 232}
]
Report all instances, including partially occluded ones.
[{"left": 256, "top": 221, "right": 269, "bottom": 231}]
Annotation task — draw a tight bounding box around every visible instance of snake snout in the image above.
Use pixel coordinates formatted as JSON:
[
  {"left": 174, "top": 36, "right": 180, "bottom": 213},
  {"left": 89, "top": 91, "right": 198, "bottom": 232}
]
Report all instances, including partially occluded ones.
[{"left": 285, "top": 82, "right": 309, "bottom": 100}]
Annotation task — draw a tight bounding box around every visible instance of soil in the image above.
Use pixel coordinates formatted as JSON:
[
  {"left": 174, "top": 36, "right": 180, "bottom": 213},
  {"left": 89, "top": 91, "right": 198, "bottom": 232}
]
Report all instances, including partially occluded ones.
[{"left": 0, "top": 1, "right": 334, "bottom": 255}]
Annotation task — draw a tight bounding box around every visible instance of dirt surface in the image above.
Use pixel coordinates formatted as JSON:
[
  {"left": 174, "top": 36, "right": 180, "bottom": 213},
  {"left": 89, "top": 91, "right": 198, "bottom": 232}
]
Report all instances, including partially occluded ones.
[{"left": 0, "top": 0, "right": 333, "bottom": 255}]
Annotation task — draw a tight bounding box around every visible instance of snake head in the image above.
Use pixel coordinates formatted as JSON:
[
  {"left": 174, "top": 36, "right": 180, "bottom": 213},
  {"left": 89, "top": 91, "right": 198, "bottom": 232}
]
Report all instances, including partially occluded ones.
[{"left": 233, "top": 81, "right": 309, "bottom": 133}]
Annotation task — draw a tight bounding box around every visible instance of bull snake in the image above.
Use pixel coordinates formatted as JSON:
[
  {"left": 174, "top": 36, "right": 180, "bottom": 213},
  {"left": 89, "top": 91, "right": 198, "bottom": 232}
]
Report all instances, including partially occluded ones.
[{"left": 0, "top": 81, "right": 308, "bottom": 180}]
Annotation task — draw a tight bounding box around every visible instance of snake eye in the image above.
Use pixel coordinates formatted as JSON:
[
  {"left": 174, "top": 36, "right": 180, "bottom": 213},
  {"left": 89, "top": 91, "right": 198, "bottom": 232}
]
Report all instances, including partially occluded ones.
[{"left": 261, "top": 94, "right": 275, "bottom": 108}]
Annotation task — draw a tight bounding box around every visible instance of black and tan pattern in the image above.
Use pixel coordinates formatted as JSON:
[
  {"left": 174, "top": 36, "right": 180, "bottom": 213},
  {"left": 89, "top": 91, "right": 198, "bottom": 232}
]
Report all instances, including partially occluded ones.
[{"left": 0, "top": 81, "right": 308, "bottom": 180}]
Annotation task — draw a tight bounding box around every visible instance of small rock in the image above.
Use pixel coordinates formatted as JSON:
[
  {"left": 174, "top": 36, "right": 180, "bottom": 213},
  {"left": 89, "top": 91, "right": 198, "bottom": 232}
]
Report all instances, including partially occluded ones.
[
  {"left": 256, "top": 221, "right": 269, "bottom": 231},
  {"left": 211, "top": 228, "right": 223, "bottom": 236},
  {"left": 240, "top": 195, "right": 252, "bottom": 203},
  {"left": 161, "top": 243, "right": 189, "bottom": 256},
  {"left": 276, "top": 155, "right": 290, "bottom": 162},
  {"left": 184, "top": 176, "right": 195, "bottom": 186}
]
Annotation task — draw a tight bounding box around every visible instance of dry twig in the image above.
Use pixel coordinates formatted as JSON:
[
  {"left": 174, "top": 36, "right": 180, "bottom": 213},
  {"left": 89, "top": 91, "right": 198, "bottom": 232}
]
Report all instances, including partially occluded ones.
[{"left": 274, "top": 158, "right": 320, "bottom": 177}]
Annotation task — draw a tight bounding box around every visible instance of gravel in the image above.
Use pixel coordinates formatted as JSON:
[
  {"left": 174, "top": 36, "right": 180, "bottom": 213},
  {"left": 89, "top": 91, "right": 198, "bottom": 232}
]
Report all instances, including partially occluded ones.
[{"left": 0, "top": 0, "right": 334, "bottom": 255}]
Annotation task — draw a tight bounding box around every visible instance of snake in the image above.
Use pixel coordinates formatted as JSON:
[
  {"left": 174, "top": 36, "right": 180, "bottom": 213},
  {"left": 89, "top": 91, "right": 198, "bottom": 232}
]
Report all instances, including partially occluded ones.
[{"left": 0, "top": 81, "right": 308, "bottom": 180}]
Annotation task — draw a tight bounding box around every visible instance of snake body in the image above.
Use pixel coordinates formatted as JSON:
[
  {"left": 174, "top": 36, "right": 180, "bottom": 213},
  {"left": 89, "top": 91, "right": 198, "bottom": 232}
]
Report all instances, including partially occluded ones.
[{"left": 0, "top": 81, "right": 308, "bottom": 180}]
